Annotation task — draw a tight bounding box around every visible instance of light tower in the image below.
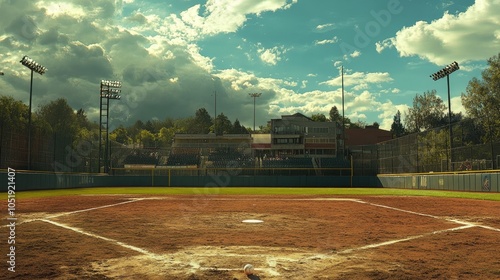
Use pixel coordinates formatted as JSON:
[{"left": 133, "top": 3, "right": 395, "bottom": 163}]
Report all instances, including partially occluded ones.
[
  {"left": 98, "top": 80, "right": 122, "bottom": 173},
  {"left": 249, "top": 93, "right": 262, "bottom": 132},
  {"left": 430, "top": 61, "right": 459, "bottom": 171},
  {"left": 20, "top": 55, "right": 47, "bottom": 170},
  {"left": 341, "top": 65, "right": 345, "bottom": 159}
]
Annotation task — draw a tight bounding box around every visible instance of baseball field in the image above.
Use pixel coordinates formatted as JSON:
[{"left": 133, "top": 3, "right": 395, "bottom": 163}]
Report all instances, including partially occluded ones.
[{"left": 2, "top": 187, "right": 500, "bottom": 279}]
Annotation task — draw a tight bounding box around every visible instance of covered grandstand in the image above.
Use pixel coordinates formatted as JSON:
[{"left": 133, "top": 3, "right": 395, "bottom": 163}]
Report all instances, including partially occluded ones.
[{"left": 116, "top": 113, "right": 352, "bottom": 173}]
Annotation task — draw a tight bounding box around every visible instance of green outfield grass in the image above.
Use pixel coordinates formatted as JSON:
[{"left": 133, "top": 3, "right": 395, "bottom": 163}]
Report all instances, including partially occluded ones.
[{"left": 2, "top": 187, "right": 500, "bottom": 201}]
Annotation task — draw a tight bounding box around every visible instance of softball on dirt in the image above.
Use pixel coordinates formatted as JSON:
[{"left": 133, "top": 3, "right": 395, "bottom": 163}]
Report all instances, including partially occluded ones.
[{"left": 243, "top": 264, "right": 254, "bottom": 275}]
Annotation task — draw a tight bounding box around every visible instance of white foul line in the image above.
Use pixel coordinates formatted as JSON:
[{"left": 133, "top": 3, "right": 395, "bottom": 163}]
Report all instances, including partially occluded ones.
[
  {"left": 40, "top": 219, "right": 163, "bottom": 260},
  {"left": 1, "top": 198, "right": 144, "bottom": 227},
  {"left": 338, "top": 224, "right": 475, "bottom": 254},
  {"left": 479, "top": 225, "right": 500, "bottom": 232},
  {"left": 355, "top": 200, "right": 500, "bottom": 231},
  {"left": 46, "top": 198, "right": 145, "bottom": 219},
  {"left": 355, "top": 200, "right": 442, "bottom": 219}
]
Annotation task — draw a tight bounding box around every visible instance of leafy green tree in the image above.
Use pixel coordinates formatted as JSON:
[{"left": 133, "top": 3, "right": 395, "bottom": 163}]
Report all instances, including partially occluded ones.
[
  {"left": 390, "top": 110, "right": 405, "bottom": 137},
  {"left": 311, "top": 113, "right": 327, "bottom": 122},
  {"left": 161, "top": 118, "right": 175, "bottom": 129},
  {"left": 36, "top": 98, "right": 78, "bottom": 136},
  {"left": 231, "top": 119, "right": 248, "bottom": 134},
  {"left": 76, "top": 108, "right": 92, "bottom": 130},
  {"left": 175, "top": 117, "right": 195, "bottom": 134},
  {"left": 157, "top": 127, "right": 174, "bottom": 146},
  {"left": 456, "top": 117, "right": 484, "bottom": 146},
  {"left": 213, "top": 113, "right": 232, "bottom": 135},
  {"left": 404, "top": 90, "right": 446, "bottom": 133},
  {"left": 192, "top": 107, "right": 212, "bottom": 134},
  {"left": 137, "top": 129, "right": 155, "bottom": 147},
  {"left": 0, "top": 96, "right": 28, "bottom": 129},
  {"left": 350, "top": 120, "right": 366, "bottom": 129},
  {"left": 417, "top": 129, "right": 449, "bottom": 172},
  {"left": 127, "top": 120, "right": 145, "bottom": 144},
  {"left": 151, "top": 119, "right": 165, "bottom": 133},
  {"left": 462, "top": 53, "right": 500, "bottom": 143},
  {"left": 144, "top": 120, "right": 156, "bottom": 133},
  {"left": 258, "top": 122, "right": 271, "bottom": 133},
  {"left": 329, "top": 106, "right": 351, "bottom": 127},
  {"left": 110, "top": 125, "right": 131, "bottom": 144},
  {"left": 329, "top": 106, "right": 341, "bottom": 123}
]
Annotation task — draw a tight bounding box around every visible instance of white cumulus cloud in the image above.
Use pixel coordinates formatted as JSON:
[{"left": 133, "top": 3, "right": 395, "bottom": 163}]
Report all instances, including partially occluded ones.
[
  {"left": 320, "top": 70, "right": 393, "bottom": 91},
  {"left": 179, "top": 0, "right": 296, "bottom": 37},
  {"left": 258, "top": 46, "right": 288, "bottom": 65},
  {"left": 387, "top": 0, "right": 500, "bottom": 64}
]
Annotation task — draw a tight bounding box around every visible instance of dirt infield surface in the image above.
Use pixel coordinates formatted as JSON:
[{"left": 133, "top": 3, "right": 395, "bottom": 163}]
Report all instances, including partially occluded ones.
[{"left": 2, "top": 194, "right": 500, "bottom": 279}]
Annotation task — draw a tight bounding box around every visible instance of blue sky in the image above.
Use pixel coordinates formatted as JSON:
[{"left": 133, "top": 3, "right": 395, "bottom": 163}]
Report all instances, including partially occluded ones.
[{"left": 0, "top": 0, "right": 498, "bottom": 130}]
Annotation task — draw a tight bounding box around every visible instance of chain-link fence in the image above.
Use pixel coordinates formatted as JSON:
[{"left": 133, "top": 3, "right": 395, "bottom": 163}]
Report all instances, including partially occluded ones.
[
  {"left": 3, "top": 120, "right": 498, "bottom": 175},
  {"left": 0, "top": 125, "right": 172, "bottom": 173},
  {"left": 350, "top": 145, "right": 378, "bottom": 176},
  {"left": 0, "top": 125, "right": 99, "bottom": 172},
  {"left": 377, "top": 121, "right": 500, "bottom": 174}
]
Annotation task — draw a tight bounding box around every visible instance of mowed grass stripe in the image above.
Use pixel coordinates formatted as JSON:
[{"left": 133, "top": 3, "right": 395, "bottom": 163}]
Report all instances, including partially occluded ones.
[{"left": 2, "top": 187, "right": 500, "bottom": 201}]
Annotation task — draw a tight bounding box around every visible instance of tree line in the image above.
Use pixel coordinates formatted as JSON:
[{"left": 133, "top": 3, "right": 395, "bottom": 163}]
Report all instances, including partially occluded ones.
[
  {"left": 0, "top": 99, "right": 252, "bottom": 149},
  {"left": 0, "top": 98, "right": 376, "bottom": 150},
  {"left": 110, "top": 108, "right": 250, "bottom": 148},
  {"left": 1, "top": 53, "right": 499, "bottom": 150},
  {"left": 390, "top": 53, "right": 500, "bottom": 146}
]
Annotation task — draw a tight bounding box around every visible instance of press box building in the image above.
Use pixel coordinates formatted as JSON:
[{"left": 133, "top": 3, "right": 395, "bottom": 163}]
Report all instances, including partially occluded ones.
[{"left": 263, "top": 113, "right": 342, "bottom": 158}]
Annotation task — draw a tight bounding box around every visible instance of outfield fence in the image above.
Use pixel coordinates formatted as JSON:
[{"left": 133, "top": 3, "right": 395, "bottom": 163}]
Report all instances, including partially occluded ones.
[
  {"left": 378, "top": 170, "right": 500, "bottom": 192},
  {"left": 1, "top": 164, "right": 386, "bottom": 191},
  {"left": 2, "top": 167, "right": 499, "bottom": 192},
  {"left": 377, "top": 121, "right": 500, "bottom": 174},
  {"left": 1, "top": 120, "right": 499, "bottom": 179}
]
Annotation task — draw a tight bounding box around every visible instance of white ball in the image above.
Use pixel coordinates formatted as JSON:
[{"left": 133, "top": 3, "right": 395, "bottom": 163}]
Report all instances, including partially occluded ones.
[{"left": 243, "top": 264, "right": 254, "bottom": 275}]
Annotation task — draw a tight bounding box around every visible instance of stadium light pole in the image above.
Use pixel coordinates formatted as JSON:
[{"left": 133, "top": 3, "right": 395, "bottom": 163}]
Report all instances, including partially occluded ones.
[
  {"left": 341, "top": 65, "right": 346, "bottom": 159},
  {"left": 249, "top": 93, "right": 262, "bottom": 132},
  {"left": 20, "top": 55, "right": 47, "bottom": 170},
  {"left": 214, "top": 90, "right": 217, "bottom": 134},
  {"left": 430, "top": 61, "right": 459, "bottom": 171},
  {"left": 99, "top": 80, "right": 122, "bottom": 173}
]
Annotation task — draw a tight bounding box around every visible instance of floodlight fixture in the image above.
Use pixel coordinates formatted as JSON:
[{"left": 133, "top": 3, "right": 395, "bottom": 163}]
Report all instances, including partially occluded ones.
[
  {"left": 249, "top": 93, "right": 262, "bottom": 132},
  {"left": 108, "top": 88, "right": 121, "bottom": 93},
  {"left": 249, "top": 93, "right": 262, "bottom": 98},
  {"left": 20, "top": 55, "right": 47, "bottom": 170},
  {"left": 100, "top": 93, "right": 121, "bottom": 99},
  {"left": 430, "top": 61, "right": 459, "bottom": 81},
  {"left": 20, "top": 55, "right": 47, "bottom": 75},
  {"left": 101, "top": 80, "right": 122, "bottom": 88},
  {"left": 99, "top": 79, "right": 123, "bottom": 173},
  {"left": 430, "top": 61, "right": 460, "bottom": 171}
]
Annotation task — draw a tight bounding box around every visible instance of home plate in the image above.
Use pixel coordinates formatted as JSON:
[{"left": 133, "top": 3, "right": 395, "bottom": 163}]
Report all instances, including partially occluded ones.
[{"left": 242, "top": 219, "right": 264, "bottom": 223}]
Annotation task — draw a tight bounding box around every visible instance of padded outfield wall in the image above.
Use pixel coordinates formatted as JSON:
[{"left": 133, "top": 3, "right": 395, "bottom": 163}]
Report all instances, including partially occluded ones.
[
  {"left": 1, "top": 170, "right": 498, "bottom": 192},
  {"left": 378, "top": 172, "right": 499, "bottom": 192},
  {"left": 0, "top": 170, "right": 379, "bottom": 191}
]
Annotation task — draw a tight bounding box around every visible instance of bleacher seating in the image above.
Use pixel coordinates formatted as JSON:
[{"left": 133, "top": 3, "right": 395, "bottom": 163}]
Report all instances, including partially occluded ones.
[
  {"left": 262, "top": 157, "right": 314, "bottom": 168},
  {"left": 206, "top": 148, "right": 253, "bottom": 168},
  {"left": 166, "top": 154, "right": 199, "bottom": 166},
  {"left": 123, "top": 151, "right": 159, "bottom": 165},
  {"left": 318, "top": 157, "right": 350, "bottom": 168},
  {"left": 165, "top": 148, "right": 200, "bottom": 167}
]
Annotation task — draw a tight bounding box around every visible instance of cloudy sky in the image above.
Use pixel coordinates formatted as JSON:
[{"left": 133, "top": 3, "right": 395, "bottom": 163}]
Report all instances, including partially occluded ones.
[{"left": 0, "top": 0, "right": 499, "bottom": 130}]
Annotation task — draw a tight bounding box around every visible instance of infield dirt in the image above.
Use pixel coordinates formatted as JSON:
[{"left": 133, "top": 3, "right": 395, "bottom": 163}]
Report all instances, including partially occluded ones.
[{"left": 1, "top": 195, "right": 499, "bottom": 279}]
